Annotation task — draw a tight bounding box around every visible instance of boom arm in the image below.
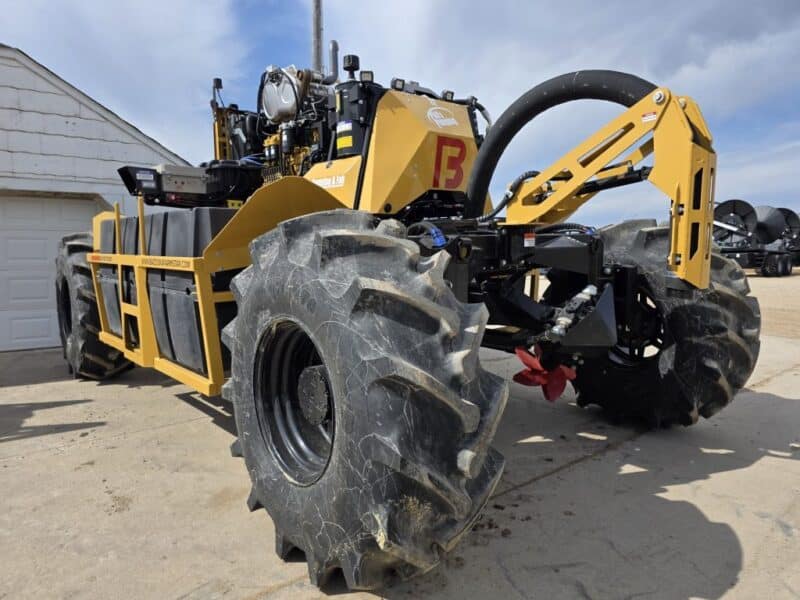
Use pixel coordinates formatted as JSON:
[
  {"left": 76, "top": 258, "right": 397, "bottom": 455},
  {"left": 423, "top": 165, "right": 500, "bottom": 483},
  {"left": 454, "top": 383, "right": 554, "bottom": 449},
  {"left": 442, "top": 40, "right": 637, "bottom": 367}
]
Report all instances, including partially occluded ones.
[
  {"left": 507, "top": 89, "right": 715, "bottom": 288},
  {"left": 504, "top": 88, "right": 715, "bottom": 288},
  {"left": 467, "top": 71, "right": 715, "bottom": 290}
]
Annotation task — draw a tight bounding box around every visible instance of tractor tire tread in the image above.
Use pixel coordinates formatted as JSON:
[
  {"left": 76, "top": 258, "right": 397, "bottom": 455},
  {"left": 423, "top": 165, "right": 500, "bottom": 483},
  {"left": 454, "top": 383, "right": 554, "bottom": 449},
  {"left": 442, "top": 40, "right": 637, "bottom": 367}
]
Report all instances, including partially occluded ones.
[
  {"left": 573, "top": 222, "right": 760, "bottom": 427},
  {"left": 222, "top": 210, "right": 506, "bottom": 591},
  {"left": 56, "top": 232, "right": 132, "bottom": 380}
]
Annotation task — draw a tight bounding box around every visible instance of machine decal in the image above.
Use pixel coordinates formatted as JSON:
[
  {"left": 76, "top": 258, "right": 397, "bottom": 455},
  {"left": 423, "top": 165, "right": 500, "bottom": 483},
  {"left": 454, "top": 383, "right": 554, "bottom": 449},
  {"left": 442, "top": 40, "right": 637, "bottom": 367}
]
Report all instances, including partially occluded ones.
[
  {"left": 427, "top": 106, "right": 458, "bottom": 128},
  {"left": 141, "top": 257, "right": 193, "bottom": 268},
  {"left": 336, "top": 135, "right": 353, "bottom": 150},
  {"left": 311, "top": 174, "right": 346, "bottom": 189},
  {"left": 433, "top": 136, "right": 466, "bottom": 188}
]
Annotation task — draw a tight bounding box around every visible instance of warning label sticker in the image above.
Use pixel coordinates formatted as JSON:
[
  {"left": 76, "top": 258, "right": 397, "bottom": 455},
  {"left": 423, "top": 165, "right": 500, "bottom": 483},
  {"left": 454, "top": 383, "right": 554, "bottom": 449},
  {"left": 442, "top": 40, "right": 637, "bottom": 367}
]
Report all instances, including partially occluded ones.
[
  {"left": 523, "top": 232, "right": 536, "bottom": 248},
  {"left": 641, "top": 111, "right": 658, "bottom": 123}
]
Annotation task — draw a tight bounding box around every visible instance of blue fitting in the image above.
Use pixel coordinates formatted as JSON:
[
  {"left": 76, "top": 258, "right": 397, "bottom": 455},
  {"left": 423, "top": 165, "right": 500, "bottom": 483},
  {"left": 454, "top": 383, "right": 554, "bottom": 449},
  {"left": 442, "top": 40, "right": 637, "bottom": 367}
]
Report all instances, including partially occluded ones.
[{"left": 429, "top": 226, "right": 447, "bottom": 248}]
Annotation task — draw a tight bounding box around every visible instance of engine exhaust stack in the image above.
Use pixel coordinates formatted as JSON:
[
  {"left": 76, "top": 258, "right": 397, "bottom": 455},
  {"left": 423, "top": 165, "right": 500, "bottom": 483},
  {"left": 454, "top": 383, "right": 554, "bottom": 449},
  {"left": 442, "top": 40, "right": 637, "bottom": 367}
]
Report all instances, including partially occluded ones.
[{"left": 312, "top": 0, "right": 323, "bottom": 72}]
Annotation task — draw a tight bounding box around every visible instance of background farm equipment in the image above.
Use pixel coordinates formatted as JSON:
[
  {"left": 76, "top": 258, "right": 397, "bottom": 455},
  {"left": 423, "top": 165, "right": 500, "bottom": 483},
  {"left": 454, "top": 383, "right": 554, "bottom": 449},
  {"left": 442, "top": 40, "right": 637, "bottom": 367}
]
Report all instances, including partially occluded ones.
[{"left": 713, "top": 199, "right": 797, "bottom": 276}]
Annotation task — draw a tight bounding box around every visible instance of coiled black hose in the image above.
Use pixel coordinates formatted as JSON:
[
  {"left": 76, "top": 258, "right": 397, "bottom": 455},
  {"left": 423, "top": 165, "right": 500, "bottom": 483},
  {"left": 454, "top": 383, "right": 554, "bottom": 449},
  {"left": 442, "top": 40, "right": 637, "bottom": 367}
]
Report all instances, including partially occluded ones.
[{"left": 466, "top": 70, "right": 657, "bottom": 219}]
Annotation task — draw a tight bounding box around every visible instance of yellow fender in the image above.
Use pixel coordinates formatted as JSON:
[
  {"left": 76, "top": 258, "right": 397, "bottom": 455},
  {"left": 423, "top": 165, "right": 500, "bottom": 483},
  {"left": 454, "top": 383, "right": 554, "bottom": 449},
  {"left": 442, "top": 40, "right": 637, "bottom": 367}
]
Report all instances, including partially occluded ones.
[{"left": 203, "top": 176, "right": 349, "bottom": 270}]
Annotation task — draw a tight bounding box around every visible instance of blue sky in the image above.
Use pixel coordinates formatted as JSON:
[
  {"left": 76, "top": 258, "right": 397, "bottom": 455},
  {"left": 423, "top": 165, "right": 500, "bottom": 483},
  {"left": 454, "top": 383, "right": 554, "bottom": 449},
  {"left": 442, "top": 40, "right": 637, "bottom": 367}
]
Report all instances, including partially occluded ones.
[{"left": 5, "top": 0, "right": 800, "bottom": 225}]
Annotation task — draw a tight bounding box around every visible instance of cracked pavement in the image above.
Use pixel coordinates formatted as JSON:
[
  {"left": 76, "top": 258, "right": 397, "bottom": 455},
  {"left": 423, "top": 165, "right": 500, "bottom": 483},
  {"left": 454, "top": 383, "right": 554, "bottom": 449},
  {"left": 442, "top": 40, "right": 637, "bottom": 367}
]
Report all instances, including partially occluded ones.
[{"left": 1, "top": 275, "right": 799, "bottom": 599}]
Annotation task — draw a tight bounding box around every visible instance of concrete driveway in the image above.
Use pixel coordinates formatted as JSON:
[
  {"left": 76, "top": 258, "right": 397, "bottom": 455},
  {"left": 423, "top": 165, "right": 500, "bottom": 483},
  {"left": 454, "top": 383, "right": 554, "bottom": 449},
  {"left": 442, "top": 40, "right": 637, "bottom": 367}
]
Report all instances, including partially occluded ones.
[{"left": 1, "top": 276, "right": 798, "bottom": 599}]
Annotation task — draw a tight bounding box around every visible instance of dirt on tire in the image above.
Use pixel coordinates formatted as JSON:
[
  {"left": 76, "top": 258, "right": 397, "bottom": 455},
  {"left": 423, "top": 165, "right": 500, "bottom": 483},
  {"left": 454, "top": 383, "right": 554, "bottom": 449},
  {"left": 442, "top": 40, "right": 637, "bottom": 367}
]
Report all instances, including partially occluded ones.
[{"left": 222, "top": 210, "right": 507, "bottom": 590}]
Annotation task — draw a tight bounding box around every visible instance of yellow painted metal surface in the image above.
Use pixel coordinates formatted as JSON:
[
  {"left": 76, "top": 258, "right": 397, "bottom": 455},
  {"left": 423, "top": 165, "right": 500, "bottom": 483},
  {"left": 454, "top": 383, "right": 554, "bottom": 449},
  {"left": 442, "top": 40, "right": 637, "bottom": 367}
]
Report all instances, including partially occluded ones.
[
  {"left": 87, "top": 179, "right": 348, "bottom": 395},
  {"left": 203, "top": 176, "right": 347, "bottom": 270},
  {"left": 212, "top": 106, "right": 231, "bottom": 161},
  {"left": 89, "top": 205, "right": 228, "bottom": 395},
  {"left": 648, "top": 96, "right": 715, "bottom": 288},
  {"left": 304, "top": 156, "right": 362, "bottom": 207},
  {"left": 359, "top": 91, "right": 479, "bottom": 214},
  {"left": 504, "top": 89, "right": 715, "bottom": 288}
]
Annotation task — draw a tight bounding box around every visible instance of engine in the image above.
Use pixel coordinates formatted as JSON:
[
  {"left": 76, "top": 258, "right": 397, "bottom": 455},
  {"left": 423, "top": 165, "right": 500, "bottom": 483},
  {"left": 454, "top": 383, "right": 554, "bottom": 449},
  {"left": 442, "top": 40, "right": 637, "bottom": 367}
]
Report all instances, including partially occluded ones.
[{"left": 118, "top": 43, "right": 488, "bottom": 212}]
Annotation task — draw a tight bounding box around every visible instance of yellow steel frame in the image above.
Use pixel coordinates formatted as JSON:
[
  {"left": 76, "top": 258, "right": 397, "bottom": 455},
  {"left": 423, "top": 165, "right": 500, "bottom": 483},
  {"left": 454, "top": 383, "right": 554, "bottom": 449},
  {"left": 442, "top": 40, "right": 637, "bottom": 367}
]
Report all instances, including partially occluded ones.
[
  {"left": 504, "top": 88, "right": 716, "bottom": 289},
  {"left": 88, "top": 201, "right": 235, "bottom": 396},
  {"left": 87, "top": 177, "right": 347, "bottom": 396},
  {"left": 212, "top": 106, "right": 231, "bottom": 161}
]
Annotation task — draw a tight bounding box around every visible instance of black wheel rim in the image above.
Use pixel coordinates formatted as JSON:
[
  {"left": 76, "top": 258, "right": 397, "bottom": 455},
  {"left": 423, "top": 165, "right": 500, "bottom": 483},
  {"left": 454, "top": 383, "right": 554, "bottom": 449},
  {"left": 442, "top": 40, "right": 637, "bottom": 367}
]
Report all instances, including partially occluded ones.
[
  {"left": 609, "top": 286, "right": 666, "bottom": 366},
  {"left": 57, "top": 277, "right": 72, "bottom": 344},
  {"left": 253, "top": 320, "right": 334, "bottom": 485}
]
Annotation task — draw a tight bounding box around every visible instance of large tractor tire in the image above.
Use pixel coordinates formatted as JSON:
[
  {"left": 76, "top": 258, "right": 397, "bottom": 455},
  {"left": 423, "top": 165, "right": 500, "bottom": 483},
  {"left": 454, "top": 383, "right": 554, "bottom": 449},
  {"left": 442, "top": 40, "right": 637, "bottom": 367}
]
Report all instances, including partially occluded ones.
[
  {"left": 558, "top": 221, "right": 760, "bottom": 427},
  {"left": 780, "top": 254, "right": 793, "bottom": 276},
  {"left": 55, "top": 233, "right": 131, "bottom": 379},
  {"left": 221, "top": 210, "right": 507, "bottom": 590},
  {"left": 776, "top": 255, "right": 786, "bottom": 277},
  {"left": 760, "top": 254, "right": 779, "bottom": 277}
]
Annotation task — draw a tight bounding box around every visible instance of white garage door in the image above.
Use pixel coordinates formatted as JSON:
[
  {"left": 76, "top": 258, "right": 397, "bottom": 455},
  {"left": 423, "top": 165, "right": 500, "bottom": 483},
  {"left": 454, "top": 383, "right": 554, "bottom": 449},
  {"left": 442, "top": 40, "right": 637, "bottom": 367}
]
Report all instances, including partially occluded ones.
[{"left": 0, "top": 194, "right": 103, "bottom": 351}]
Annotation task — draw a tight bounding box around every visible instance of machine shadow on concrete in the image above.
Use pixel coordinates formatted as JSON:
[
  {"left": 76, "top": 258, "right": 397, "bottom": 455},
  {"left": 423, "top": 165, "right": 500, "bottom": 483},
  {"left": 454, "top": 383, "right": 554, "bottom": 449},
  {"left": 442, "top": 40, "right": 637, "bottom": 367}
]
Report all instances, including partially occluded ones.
[
  {"left": 0, "top": 399, "right": 103, "bottom": 444},
  {"left": 373, "top": 387, "right": 799, "bottom": 600},
  {"left": 157, "top": 360, "right": 798, "bottom": 600}
]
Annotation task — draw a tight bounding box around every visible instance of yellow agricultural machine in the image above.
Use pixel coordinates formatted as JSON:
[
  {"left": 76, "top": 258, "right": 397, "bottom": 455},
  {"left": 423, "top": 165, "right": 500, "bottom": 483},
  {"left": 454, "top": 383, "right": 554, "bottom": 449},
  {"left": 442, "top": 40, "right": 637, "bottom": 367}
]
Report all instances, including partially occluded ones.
[{"left": 55, "top": 41, "right": 760, "bottom": 589}]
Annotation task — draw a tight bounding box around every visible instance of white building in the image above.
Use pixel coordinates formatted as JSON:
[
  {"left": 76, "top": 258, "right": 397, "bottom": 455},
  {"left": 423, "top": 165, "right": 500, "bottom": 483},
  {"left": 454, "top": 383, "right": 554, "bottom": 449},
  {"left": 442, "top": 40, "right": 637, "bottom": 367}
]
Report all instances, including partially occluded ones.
[{"left": 0, "top": 44, "right": 189, "bottom": 351}]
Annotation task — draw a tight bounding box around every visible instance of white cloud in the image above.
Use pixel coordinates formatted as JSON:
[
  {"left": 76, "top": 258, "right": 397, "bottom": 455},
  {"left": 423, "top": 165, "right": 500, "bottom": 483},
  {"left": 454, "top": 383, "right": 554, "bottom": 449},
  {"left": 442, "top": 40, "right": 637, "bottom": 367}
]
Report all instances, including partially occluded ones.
[
  {"left": 4, "top": 0, "right": 247, "bottom": 164},
  {"left": 669, "top": 26, "right": 800, "bottom": 116},
  {"left": 325, "top": 0, "right": 800, "bottom": 223},
  {"left": 716, "top": 138, "right": 800, "bottom": 210},
  {"left": 3, "top": 0, "right": 799, "bottom": 224}
]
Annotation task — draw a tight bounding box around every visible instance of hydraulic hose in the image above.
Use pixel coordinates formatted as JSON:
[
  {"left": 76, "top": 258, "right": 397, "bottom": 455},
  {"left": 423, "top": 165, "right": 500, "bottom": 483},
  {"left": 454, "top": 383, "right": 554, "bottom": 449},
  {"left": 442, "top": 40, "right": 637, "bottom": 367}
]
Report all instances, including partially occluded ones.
[
  {"left": 535, "top": 222, "right": 596, "bottom": 235},
  {"left": 479, "top": 170, "right": 539, "bottom": 221},
  {"left": 465, "top": 70, "right": 657, "bottom": 219}
]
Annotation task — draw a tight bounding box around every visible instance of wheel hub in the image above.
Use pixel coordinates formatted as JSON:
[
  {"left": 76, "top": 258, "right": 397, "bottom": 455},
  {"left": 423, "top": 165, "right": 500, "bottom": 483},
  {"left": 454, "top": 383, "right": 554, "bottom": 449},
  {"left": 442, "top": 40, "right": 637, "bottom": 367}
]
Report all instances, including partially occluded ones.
[
  {"left": 297, "top": 365, "right": 330, "bottom": 426},
  {"left": 611, "top": 286, "right": 665, "bottom": 364},
  {"left": 253, "top": 320, "right": 335, "bottom": 486}
]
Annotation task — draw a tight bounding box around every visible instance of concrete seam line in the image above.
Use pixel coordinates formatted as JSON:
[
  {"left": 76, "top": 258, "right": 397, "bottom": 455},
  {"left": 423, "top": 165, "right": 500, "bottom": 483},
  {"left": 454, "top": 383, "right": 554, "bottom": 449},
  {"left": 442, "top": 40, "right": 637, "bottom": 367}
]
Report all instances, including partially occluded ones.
[
  {"left": 490, "top": 431, "right": 642, "bottom": 500},
  {"left": 748, "top": 361, "right": 800, "bottom": 389},
  {"left": 257, "top": 573, "right": 313, "bottom": 597}
]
